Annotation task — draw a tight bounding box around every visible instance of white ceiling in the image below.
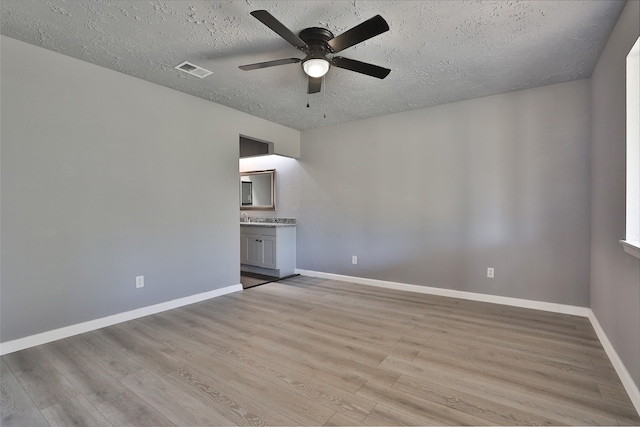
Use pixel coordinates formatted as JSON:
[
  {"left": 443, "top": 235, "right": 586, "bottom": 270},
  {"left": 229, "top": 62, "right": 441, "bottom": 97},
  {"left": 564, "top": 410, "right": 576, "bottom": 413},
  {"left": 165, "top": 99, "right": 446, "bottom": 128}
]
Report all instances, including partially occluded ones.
[{"left": 0, "top": 0, "right": 626, "bottom": 131}]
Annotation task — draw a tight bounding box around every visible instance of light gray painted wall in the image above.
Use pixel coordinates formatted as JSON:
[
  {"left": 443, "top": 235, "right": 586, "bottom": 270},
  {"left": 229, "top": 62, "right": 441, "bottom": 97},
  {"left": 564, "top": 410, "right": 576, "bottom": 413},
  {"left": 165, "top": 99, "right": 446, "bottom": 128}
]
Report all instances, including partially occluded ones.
[
  {"left": 0, "top": 36, "right": 299, "bottom": 342},
  {"left": 239, "top": 155, "right": 301, "bottom": 220},
  {"left": 299, "top": 79, "right": 591, "bottom": 306},
  {"left": 590, "top": 0, "right": 640, "bottom": 388}
]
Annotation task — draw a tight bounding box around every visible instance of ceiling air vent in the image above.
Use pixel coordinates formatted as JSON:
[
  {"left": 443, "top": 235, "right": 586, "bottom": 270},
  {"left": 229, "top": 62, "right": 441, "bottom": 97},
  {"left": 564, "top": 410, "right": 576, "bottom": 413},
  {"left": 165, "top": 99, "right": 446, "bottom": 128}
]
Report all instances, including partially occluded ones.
[{"left": 174, "top": 61, "right": 213, "bottom": 78}]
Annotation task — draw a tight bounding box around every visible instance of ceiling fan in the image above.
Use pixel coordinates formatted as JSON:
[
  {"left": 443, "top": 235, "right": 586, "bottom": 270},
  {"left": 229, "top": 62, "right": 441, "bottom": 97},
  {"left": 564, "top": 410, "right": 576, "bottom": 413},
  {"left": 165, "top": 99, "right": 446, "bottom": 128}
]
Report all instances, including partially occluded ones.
[{"left": 239, "top": 10, "right": 391, "bottom": 94}]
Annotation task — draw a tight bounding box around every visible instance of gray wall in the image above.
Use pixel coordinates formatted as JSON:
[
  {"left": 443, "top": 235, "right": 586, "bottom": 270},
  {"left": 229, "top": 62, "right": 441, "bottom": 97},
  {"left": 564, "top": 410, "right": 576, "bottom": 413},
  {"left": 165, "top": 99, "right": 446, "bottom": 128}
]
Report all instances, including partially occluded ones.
[
  {"left": 0, "top": 36, "right": 299, "bottom": 342},
  {"left": 239, "top": 155, "right": 302, "bottom": 220},
  {"left": 590, "top": 0, "right": 640, "bottom": 387},
  {"left": 298, "top": 79, "right": 592, "bottom": 306}
]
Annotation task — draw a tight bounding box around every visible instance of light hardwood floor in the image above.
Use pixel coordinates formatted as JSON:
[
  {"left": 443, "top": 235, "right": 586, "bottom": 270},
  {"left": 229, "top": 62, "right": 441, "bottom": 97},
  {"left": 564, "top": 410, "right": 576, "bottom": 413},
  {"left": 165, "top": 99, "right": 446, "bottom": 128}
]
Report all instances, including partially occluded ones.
[{"left": 2, "top": 275, "right": 639, "bottom": 426}]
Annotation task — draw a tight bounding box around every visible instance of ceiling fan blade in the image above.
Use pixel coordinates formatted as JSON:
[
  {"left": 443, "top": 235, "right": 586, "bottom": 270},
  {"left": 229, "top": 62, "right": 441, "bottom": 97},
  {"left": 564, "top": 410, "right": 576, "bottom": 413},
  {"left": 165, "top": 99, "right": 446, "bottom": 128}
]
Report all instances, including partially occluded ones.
[
  {"left": 332, "top": 56, "right": 390, "bottom": 79},
  {"left": 327, "top": 15, "right": 389, "bottom": 53},
  {"left": 239, "top": 58, "right": 301, "bottom": 71},
  {"left": 250, "top": 10, "right": 308, "bottom": 50},
  {"left": 308, "top": 76, "right": 322, "bottom": 94}
]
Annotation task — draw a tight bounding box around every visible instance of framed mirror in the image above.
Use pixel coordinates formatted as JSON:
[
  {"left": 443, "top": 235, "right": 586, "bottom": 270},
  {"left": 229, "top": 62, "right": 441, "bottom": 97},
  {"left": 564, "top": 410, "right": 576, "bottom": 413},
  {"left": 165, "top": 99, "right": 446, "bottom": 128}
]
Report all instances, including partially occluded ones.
[{"left": 240, "top": 169, "right": 275, "bottom": 210}]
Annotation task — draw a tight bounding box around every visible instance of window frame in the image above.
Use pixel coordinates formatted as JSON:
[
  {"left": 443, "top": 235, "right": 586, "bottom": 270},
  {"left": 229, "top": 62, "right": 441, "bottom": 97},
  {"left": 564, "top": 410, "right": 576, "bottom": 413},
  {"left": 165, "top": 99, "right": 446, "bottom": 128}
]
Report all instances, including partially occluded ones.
[{"left": 621, "top": 37, "right": 640, "bottom": 259}]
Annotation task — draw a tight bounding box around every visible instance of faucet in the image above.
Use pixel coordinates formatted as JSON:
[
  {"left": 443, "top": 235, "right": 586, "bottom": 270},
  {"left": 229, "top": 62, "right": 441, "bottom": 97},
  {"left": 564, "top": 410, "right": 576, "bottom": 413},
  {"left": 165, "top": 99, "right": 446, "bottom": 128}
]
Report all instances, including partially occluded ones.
[{"left": 241, "top": 212, "right": 249, "bottom": 222}]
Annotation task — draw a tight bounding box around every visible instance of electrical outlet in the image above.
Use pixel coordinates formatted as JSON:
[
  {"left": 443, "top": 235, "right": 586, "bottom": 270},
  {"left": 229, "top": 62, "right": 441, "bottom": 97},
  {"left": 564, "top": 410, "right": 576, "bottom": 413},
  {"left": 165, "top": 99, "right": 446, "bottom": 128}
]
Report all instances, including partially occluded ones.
[
  {"left": 352, "top": 256, "right": 358, "bottom": 265},
  {"left": 487, "top": 268, "right": 494, "bottom": 278},
  {"left": 136, "top": 275, "right": 144, "bottom": 288}
]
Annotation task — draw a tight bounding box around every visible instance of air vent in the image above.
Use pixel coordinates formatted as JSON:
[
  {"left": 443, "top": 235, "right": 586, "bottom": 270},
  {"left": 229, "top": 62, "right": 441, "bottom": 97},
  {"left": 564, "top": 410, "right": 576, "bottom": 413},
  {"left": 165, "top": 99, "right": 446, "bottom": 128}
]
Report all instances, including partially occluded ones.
[{"left": 174, "top": 61, "right": 213, "bottom": 78}]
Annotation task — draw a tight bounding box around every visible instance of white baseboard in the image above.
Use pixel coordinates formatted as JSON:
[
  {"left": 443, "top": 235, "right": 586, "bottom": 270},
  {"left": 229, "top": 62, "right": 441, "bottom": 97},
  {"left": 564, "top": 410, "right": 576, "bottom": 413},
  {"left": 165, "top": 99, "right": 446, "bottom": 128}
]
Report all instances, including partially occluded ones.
[
  {"left": 0, "top": 283, "right": 243, "bottom": 356},
  {"left": 588, "top": 310, "right": 640, "bottom": 415},
  {"left": 295, "top": 269, "right": 589, "bottom": 316},
  {"left": 295, "top": 268, "right": 640, "bottom": 415}
]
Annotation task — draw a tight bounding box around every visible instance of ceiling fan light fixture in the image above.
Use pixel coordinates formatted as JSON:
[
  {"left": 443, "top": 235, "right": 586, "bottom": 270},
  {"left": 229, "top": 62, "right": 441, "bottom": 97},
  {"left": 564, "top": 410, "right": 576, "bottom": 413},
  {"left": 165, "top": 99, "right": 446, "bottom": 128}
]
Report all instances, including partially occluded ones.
[{"left": 303, "top": 58, "right": 330, "bottom": 78}]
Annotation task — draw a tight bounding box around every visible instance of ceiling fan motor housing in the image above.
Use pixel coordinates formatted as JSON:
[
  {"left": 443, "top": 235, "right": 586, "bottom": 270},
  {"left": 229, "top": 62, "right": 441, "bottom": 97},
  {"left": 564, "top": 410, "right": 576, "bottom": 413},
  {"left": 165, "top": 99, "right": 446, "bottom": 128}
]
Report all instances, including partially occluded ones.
[
  {"left": 298, "top": 27, "right": 335, "bottom": 51},
  {"left": 299, "top": 27, "right": 334, "bottom": 75}
]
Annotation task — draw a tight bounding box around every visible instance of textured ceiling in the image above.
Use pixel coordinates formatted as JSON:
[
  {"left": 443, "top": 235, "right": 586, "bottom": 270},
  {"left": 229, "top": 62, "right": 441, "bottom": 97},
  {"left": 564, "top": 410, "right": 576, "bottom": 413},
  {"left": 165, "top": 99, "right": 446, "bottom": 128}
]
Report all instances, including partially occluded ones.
[{"left": 0, "top": 0, "right": 626, "bottom": 131}]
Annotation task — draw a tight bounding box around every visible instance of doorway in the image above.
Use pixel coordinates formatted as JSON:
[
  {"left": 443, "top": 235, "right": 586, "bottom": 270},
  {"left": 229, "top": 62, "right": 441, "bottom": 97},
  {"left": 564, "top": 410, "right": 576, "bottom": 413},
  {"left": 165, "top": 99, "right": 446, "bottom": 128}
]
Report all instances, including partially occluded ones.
[{"left": 239, "top": 135, "right": 276, "bottom": 289}]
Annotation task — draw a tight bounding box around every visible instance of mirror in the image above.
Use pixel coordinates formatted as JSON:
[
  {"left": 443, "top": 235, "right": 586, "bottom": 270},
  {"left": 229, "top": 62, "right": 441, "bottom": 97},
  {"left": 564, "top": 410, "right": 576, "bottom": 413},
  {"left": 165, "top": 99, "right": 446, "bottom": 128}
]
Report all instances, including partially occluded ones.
[{"left": 240, "top": 170, "right": 275, "bottom": 210}]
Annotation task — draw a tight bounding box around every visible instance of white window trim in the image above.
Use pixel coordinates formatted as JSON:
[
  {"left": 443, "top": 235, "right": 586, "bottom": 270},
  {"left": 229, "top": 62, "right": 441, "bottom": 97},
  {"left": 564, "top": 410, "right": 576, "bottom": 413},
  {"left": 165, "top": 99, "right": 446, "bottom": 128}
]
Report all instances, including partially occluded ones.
[
  {"left": 622, "top": 37, "right": 640, "bottom": 260},
  {"left": 620, "top": 240, "right": 640, "bottom": 259}
]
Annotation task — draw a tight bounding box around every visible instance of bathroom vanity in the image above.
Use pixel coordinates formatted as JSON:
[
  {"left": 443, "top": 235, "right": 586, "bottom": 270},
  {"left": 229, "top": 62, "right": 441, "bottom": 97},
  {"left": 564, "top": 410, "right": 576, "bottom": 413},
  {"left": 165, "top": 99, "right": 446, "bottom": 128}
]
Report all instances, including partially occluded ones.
[{"left": 240, "top": 218, "right": 296, "bottom": 278}]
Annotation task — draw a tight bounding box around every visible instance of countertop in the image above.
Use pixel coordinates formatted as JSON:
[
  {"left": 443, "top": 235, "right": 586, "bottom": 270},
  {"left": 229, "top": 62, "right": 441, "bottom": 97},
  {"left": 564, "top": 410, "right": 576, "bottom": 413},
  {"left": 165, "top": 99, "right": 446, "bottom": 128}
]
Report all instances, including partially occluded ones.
[
  {"left": 240, "top": 222, "right": 296, "bottom": 228},
  {"left": 240, "top": 217, "right": 296, "bottom": 228}
]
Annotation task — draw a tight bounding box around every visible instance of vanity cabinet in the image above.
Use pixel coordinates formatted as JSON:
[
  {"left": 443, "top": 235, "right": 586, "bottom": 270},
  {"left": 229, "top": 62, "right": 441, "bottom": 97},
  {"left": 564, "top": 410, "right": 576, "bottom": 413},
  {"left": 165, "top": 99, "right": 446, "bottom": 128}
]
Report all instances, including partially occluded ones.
[
  {"left": 240, "top": 225, "right": 296, "bottom": 278},
  {"left": 241, "top": 230, "right": 276, "bottom": 269}
]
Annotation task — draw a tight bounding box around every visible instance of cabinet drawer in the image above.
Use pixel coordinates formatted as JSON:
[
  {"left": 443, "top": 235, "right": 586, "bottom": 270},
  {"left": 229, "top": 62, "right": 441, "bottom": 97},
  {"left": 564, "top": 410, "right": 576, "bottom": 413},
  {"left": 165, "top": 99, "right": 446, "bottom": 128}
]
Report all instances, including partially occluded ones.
[{"left": 241, "top": 226, "right": 277, "bottom": 236}]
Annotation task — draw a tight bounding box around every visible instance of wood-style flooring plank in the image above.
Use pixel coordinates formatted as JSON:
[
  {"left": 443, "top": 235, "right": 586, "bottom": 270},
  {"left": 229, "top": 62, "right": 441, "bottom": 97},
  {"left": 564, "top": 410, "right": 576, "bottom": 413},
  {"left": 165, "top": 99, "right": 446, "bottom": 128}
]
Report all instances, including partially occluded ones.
[
  {"left": 599, "top": 382, "right": 635, "bottom": 404},
  {"left": 363, "top": 403, "right": 433, "bottom": 426},
  {"left": 380, "top": 355, "right": 618, "bottom": 425},
  {"left": 211, "top": 340, "right": 377, "bottom": 421},
  {"left": 246, "top": 327, "right": 400, "bottom": 387},
  {"left": 91, "top": 324, "right": 185, "bottom": 377},
  {"left": 279, "top": 316, "right": 420, "bottom": 361},
  {"left": 0, "top": 359, "right": 36, "bottom": 414},
  {"left": 323, "top": 411, "right": 367, "bottom": 426},
  {"left": 1, "top": 406, "right": 50, "bottom": 427},
  {"left": 118, "top": 368, "right": 237, "bottom": 426},
  {"left": 2, "top": 347, "right": 79, "bottom": 410},
  {"left": 94, "top": 389, "right": 174, "bottom": 427},
  {"left": 356, "top": 381, "right": 492, "bottom": 425},
  {"left": 0, "top": 360, "right": 49, "bottom": 426},
  {"left": 404, "top": 321, "right": 596, "bottom": 370},
  {"left": 182, "top": 349, "right": 336, "bottom": 425},
  {"left": 155, "top": 308, "right": 250, "bottom": 346},
  {"left": 427, "top": 334, "right": 621, "bottom": 387},
  {"left": 303, "top": 306, "right": 435, "bottom": 344},
  {"left": 164, "top": 363, "right": 300, "bottom": 426},
  {"left": 38, "top": 340, "right": 128, "bottom": 406},
  {"left": 258, "top": 318, "right": 390, "bottom": 366},
  {"left": 65, "top": 332, "right": 144, "bottom": 380},
  {"left": 392, "top": 373, "right": 561, "bottom": 426},
  {"left": 149, "top": 311, "right": 237, "bottom": 355},
  {"left": 228, "top": 336, "right": 369, "bottom": 393},
  {"left": 41, "top": 395, "right": 112, "bottom": 427},
  {"left": 411, "top": 345, "right": 607, "bottom": 407},
  {"left": 416, "top": 310, "right": 590, "bottom": 349}
]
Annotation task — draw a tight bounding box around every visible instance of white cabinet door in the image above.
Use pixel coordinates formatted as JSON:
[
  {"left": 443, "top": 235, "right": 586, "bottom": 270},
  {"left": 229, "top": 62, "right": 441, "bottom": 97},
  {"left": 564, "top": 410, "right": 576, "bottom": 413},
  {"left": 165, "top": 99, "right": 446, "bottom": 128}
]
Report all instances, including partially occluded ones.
[
  {"left": 259, "top": 235, "right": 277, "bottom": 269},
  {"left": 241, "top": 232, "right": 260, "bottom": 266}
]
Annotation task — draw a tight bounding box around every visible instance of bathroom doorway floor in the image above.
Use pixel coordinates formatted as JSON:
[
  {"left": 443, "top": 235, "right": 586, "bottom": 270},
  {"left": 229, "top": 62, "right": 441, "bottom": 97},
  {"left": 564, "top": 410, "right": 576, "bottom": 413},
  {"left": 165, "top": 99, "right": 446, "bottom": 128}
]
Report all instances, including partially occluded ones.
[
  {"left": 240, "top": 272, "right": 300, "bottom": 289},
  {"left": 240, "top": 272, "right": 278, "bottom": 289}
]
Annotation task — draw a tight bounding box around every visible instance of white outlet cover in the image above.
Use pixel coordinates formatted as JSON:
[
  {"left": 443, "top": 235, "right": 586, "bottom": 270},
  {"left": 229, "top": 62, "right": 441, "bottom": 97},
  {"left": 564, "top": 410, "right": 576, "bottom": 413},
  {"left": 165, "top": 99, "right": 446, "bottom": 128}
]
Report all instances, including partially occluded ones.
[{"left": 136, "top": 276, "right": 144, "bottom": 288}]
